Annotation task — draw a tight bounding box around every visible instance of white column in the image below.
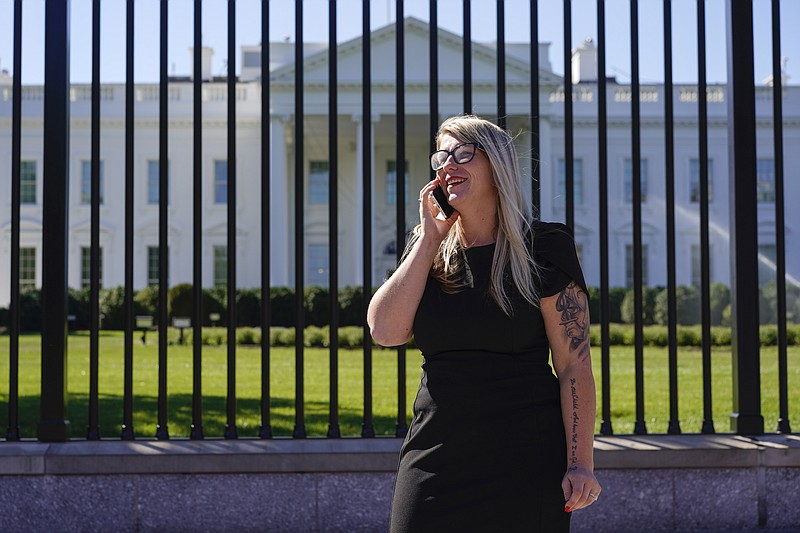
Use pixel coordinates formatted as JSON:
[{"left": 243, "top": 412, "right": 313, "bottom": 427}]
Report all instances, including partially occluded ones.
[
  {"left": 270, "top": 115, "right": 290, "bottom": 286},
  {"left": 352, "top": 114, "right": 364, "bottom": 284},
  {"left": 352, "top": 113, "right": 379, "bottom": 285}
]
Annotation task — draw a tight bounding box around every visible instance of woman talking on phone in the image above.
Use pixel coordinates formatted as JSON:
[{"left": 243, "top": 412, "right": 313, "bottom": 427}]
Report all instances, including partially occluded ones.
[{"left": 367, "top": 115, "right": 601, "bottom": 532}]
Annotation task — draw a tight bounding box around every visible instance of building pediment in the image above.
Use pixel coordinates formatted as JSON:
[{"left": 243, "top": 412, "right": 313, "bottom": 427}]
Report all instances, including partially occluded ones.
[
  {"left": 204, "top": 221, "right": 249, "bottom": 238},
  {"left": 0, "top": 217, "right": 43, "bottom": 233},
  {"left": 70, "top": 217, "right": 117, "bottom": 235},
  {"left": 135, "top": 221, "right": 182, "bottom": 239},
  {"left": 269, "top": 17, "right": 561, "bottom": 88},
  {"left": 613, "top": 222, "right": 661, "bottom": 237}
]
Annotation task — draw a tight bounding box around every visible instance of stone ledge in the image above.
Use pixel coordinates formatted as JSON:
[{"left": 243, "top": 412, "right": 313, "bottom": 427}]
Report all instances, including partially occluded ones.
[{"left": 0, "top": 434, "right": 799, "bottom": 476}]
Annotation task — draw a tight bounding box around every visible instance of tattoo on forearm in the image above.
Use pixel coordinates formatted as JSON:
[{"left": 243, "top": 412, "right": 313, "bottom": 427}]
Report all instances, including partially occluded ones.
[
  {"left": 556, "top": 282, "right": 589, "bottom": 357},
  {"left": 570, "top": 377, "right": 579, "bottom": 466}
]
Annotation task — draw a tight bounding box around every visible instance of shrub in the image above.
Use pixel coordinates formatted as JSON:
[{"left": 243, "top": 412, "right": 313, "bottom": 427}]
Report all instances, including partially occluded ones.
[
  {"left": 787, "top": 324, "right": 800, "bottom": 345},
  {"left": 759, "top": 282, "right": 778, "bottom": 324},
  {"left": 237, "top": 288, "right": 261, "bottom": 327},
  {"left": 274, "top": 326, "right": 296, "bottom": 346},
  {"left": 18, "top": 288, "right": 42, "bottom": 332},
  {"left": 710, "top": 327, "right": 731, "bottom": 346},
  {"left": 338, "top": 326, "right": 363, "bottom": 347},
  {"left": 583, "top": 286, "right": 627, "bottom": 323},
  {"left": 709, "top": 283, "right": 730, "bottom": 326},
  {"left": 760, "top": 324, "right": 779, "bottom": 346},
  {"left": 168, "top": 284, "right": 194, "bottom": 323},
  {"left": 270, "top": 287, "right": 295, "bottom": 327},
  {"left": 134, "top": 285, "right": 159, "bottom": 320},
  {"left": 202, "top": 288, "right": 226, "bottom": 326},
  {"left": 236, "top": 327, "right": 260, "bottom": 345},
  {"left": 643, "top": 325, "right": 668, "bottom": 346},
  {"left": 621, "top": 287, "right": 661, "bottom": 325},
  {"left": 654, "top": 285, "right": 701, "bottom": 326},
  {"left": 305, "top": 325, "right": 329, "bottom": 347},
  {"left": 67, "top": 287, "right": 90, "bottom": 330},
  {"left": 304, "top": 286, "right": 330, "bottom": 326},
  {"left": 608, "top": 287, "right": 627, "bottom": 323},
  {"left": 99, "top": 286, "right": 127, "bottom": 330},
  {"left": 338, "top": 286, "right": 364, "bottom": 327},
  {"left": 676, "top": 326, "right": 702, "bottom": 347}
]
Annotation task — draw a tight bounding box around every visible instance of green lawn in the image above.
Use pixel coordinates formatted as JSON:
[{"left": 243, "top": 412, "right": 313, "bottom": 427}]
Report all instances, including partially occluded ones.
[{"left": 0, "top": 331, "right": 798, "bottom": 439}]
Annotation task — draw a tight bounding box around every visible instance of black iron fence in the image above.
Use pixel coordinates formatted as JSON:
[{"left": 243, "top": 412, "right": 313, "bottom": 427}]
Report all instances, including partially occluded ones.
[{"left": 1, "top": 0, "right": 794, "bottom": 441}]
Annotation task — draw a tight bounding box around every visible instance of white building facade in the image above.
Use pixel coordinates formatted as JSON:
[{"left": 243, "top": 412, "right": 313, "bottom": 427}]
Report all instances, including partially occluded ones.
[{"left": 1, "top": 18, "right": 798, "bottom": 306}]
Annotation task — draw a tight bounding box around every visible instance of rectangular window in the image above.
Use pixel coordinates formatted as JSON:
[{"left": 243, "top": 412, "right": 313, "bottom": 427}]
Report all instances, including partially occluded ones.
[
  {"left": 309, "top": 161, "right": 329, "bottom": 205},
  {"left": 20, "top": 161, "right": 36, "bottom": 204},
  {"left": 386, "top": 160, "right": 410, "bottom": 205},
  {"left": 307, "top": 244, "right": 329, "bottom": 287},
  {"left": 758, "top": 244, "right": 777, "bottom": 286},
  {"left": 147, "top": 246, "right": 163, "bottom": 286},
  {"left": 624, "top": 159, "right": 648, "bottom": 203},
  {"left": 756, "top": 159, "right": 775, "bottom": 203},
  {"left": 690, "top": 244, "right": 712, "bottom": 287},
  {"left": 213, "top": 246, "right": 227, "bottom": 286},
  {"left": 81, "top": 246, "right": 103, "bottom": 289},
  {"left": 690, "top": 158, "right": 714, "bottom": 203},
  {"left": 557, "top": 158, "right": 583, "bottom": 206},
  {"left": 625, "top": 244, "right": 649, "bottom": 289},
  {"left": 214, "top": 160, "right": 228, "bottom": 204},
  {"left": 147, "top": 160, "right": 170, "bottom": 205},
  {"left": 81, "top": 160, "right": 105, "bottom": 205},
  {"left": 19, "top": 247, "right": 36, "bottom": 290}
]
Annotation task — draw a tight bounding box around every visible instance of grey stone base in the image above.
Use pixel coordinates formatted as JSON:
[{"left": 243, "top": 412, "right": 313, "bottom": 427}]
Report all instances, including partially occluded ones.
[{"left": 1, "top": 435, "right": 799, "bottom": 532}]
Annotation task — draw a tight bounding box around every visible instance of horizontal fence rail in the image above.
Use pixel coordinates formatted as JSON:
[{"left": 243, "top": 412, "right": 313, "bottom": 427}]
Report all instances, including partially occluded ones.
[{"left": 0, "top": 0, "right": 796, "bottom": 442}]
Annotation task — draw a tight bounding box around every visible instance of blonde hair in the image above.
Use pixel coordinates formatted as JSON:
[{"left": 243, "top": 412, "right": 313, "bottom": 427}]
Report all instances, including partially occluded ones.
[{"left": 406, "top": 114, "right": 540, "bottom": 315}]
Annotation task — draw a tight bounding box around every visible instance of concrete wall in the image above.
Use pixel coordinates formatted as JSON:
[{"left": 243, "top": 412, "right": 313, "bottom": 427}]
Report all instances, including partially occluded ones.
[{"left": 1, "top": 435, "right": 799, "bottom": 532}]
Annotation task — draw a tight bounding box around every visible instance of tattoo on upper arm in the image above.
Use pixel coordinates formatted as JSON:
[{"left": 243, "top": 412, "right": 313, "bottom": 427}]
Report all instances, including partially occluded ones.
[{"left": 555, "top": 282, "right": 589, "bottom": 357}]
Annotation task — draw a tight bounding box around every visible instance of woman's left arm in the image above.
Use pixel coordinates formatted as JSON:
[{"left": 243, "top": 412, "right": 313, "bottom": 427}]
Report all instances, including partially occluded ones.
[{"left": 541, "top": 280, "right": 602, "bottom": 513}]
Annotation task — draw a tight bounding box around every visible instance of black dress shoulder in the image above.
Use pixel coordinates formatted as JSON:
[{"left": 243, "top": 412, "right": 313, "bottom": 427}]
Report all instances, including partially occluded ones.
[{"left": 389, "top": 221, "right": 586, "bottom": 533}]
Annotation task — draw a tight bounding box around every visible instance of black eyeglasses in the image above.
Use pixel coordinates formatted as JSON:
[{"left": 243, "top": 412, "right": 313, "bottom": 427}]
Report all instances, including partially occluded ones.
[{"left": 430, "top": 142, "right": 483, "bottom": 171}]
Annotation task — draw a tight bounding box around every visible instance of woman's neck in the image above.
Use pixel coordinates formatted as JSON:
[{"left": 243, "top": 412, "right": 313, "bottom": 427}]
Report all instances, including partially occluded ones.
[{"left": 459, "top": 215, "right": 497, "bottom": 248}]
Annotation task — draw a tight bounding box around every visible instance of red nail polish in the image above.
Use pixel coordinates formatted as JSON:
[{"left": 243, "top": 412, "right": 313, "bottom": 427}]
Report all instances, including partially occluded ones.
[{"left": 565, "top": 506, "right": 571, "bottom": 513}]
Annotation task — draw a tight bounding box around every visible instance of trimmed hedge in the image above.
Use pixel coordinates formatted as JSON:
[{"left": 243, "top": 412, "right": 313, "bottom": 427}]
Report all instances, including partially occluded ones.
[{"left": 2, "top": 282, "right": 798, "bottom": 339}]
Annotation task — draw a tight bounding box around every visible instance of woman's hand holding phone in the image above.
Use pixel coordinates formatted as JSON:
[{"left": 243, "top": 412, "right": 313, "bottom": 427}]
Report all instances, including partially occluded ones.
[{"left": 419, "top": 179, "right": 458, "bottom": 243}]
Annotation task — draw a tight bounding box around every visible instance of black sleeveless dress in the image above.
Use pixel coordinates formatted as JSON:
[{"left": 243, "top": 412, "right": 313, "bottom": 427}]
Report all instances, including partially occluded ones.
[{"left": 390, "top": 222, "right": 587, "bottom": 533}]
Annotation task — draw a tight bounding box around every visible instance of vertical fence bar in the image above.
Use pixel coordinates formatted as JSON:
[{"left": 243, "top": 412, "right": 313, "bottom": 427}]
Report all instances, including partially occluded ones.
[
  {"left": 597, "top": 0, "right": 613, "bottom": 436},
  {"left": 260, "top": 0, "right": 273, "bottom": 440},
  {"left": 395, "top": 0, "right": 408, "bottom": 438},
  {"left": 328, "top": 0, "right": 341, "bottom": 439},
  {"left": 121, "top": 0, "right": 135, "bottom": 441},
  {"left": 463, "top": 0, "right": 471, "bottom": 114},
  {"left": 225, "top": 0, "right": 239, "bottom": 440},
  {"left": 430, "top": 0, "right": 438, "bottom": 143},
  {"left": 725, "top": 0, "right": 763, "bottom": 436},
  {"left": 87, "top": 0, "right": 102, "bottom": 440},
  {"left": 293, "top": 0, "right": 307, "bottom": 439},
  {"left": 190, "top": 0, "right": 204, "bottom": 440},
  {"left": 530, "top": 0, "right": 540, "bottom": 213},
  {"left": 7, "top": 0, "right": 23, "bottom": 442},
  {"left": 771, "top": 0, "right": 790, "bottom": 434},
  {"left": 156, "top": 0, "right": 170, "bottom": 441},
  {"left": 563, "top": 0, "right": 574, "bottom": 231},
  {"left": 630, "top": 0, "right": 646, "bottom": 435},
  {"left": 664, "top": 0, "right": 681, "bottom": 435},
  {"left": 497, "top": 0, "right": 505, "bottom": 128},
  {"left": 39, "top": 0, "right": 71, "bottom": 442},
  {"left": 361, "top": 0, "right": 375, "bottom": 439},
  {"left": 698, "top": 0, "right": 714, "bottom": 434}
]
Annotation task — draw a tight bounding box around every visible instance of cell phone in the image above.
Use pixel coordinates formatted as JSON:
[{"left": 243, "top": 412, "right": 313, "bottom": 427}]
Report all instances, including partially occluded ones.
[{"left": 431, "top": 184, "right": 456, "bottom": 219}]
